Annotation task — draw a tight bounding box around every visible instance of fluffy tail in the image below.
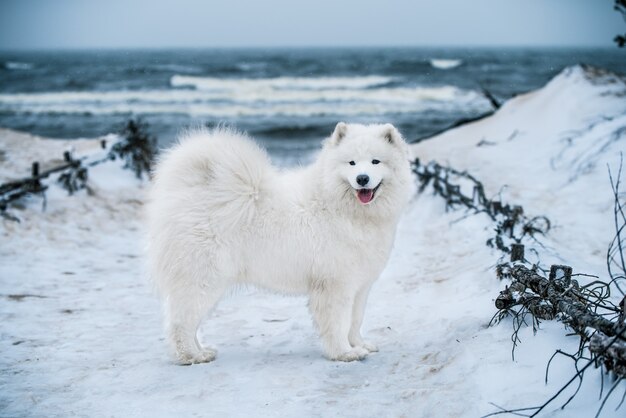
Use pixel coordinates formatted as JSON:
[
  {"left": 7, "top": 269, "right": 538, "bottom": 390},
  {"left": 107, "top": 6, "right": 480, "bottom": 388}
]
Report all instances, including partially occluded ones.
[{"left": 149, "top": 127, "right": 273, "bottom": 232}]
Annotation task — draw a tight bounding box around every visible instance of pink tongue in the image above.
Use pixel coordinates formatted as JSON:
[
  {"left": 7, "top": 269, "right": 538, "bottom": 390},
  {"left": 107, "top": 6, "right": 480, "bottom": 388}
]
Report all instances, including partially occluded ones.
[{"left": 357, "top": 189, "right": 374, "bottom": 204}]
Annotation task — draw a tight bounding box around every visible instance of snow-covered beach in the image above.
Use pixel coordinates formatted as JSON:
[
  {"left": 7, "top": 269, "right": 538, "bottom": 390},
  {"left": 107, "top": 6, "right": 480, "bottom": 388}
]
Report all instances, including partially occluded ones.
[{"left": 1, "top": 65, "right": 625, "bottom": 417}]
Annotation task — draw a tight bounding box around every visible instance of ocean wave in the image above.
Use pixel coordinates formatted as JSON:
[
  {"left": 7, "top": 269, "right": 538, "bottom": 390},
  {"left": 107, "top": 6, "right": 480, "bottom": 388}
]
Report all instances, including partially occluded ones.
[
  {"left": 170, "top": 75, "right": 394, "bottom": 90},
  {"left": 0, "top": 102, "right": 483, "bottom": 117},
  {"left": 0, "top": 101, "right": 489, "bottom": 118},
  {"left": 151, "top": 64, "right": 203, "bottom": 74},
  {"left": 0, "top": 85, "right": 483, "bottom": 105},
  {"left": 5, "top": 61, "right": 33, "bottom": 70},
  {"left": 236, "top": 62, "right": 268, "bottom": 72},
  {"left": 0, "top": 82, "right": 490, "bottom": 117},
  {"left": 430, "top": 59, "right": 462, "bottom": 70}
]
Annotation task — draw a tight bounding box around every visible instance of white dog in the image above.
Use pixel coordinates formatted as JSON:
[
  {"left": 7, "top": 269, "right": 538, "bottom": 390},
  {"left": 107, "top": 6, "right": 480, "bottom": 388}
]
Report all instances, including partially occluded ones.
[{"left": 147, "top": 122, "right": 412, "bottom": 364}]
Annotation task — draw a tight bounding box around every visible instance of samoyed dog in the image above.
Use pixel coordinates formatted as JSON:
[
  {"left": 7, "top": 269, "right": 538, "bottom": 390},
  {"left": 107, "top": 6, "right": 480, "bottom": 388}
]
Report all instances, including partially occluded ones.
[{"left": 147, "top": 122, "right": 412, "bottom": 364}]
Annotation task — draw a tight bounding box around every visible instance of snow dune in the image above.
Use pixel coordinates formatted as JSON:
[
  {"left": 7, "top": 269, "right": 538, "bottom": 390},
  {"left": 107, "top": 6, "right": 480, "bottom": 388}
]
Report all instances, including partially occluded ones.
[
  {"left": 1, "top": 65, "right": 625, "bottom": 417},
  {"left": 412, "top": 64, "right": 626, "bottom": 273}
]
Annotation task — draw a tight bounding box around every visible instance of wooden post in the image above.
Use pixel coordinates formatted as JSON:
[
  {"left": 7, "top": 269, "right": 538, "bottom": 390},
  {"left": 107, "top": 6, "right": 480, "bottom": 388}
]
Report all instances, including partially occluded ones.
[
  {"left": 31, "top": 162, "right": 39, "bottom": 177},
  {"left": 549, "top": 265, "right": 572, "bottom": 287},
  {"left": 63, "top": 151, "right": 71, "bottom": 162},
  {"left": 510, "top": 243, "right": 524, "bottom": 262},
  {"left": 473, "top": 184, "right": 484, "bottom": 206}
]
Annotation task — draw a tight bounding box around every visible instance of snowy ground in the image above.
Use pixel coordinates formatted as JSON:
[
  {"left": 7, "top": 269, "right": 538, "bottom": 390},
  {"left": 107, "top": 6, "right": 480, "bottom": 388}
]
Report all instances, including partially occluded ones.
[{"left": 1, "top": 65, "right": 625, "bottom": 417}]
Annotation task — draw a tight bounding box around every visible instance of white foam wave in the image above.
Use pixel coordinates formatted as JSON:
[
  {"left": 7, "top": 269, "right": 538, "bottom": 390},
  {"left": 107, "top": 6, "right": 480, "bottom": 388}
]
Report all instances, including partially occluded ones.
[
  {"left": 0, "top": 101, "right": 487, "bottom": 117},
  {"left": 0, "top": 83, "right": 490, "bottom": 117},
  {"left": 171, "top": 75, "right": 394, "bottom": 90},
  {"left": 430, "top": 59, "right": 462, "bottom": 70},
  {"left": 5, "top": 61, "right": 33, "bottom": 70},
  {"left": 0, "top": 85, "right": 478, "bottom": 105}
]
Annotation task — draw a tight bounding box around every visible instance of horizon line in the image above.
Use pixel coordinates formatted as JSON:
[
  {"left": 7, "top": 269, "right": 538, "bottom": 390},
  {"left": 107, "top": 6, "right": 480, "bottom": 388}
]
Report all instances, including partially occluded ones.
[{"left": 0, "top": 44, "right": 621, "bottom": 53}]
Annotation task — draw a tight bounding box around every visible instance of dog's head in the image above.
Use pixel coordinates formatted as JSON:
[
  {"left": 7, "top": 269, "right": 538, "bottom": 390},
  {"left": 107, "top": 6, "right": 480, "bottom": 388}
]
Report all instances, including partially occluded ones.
[{"left": 321, "top": 122, "right": 410, "bottom": 208}]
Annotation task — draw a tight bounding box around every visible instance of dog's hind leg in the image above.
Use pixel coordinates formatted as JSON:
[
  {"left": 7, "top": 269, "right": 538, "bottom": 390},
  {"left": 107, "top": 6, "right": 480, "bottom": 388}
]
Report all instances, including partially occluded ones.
[
  {"left": 309, "top": 281, "right": 369, "bottom": 362},
  {"left": 165, "top": 283, "right": 227, "bottom": 365},
  {"left": 348, "top": 283, "right": 379, "bottom": 353}
]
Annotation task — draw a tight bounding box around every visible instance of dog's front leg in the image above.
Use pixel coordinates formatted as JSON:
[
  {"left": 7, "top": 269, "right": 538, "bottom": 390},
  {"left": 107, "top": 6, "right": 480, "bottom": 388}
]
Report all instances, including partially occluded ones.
[
  {"left": 348, "top": 283, "right": 379, "bottom": 353},
  {"left": 309, "top": 281, "right": 369, "bottom": 362}
]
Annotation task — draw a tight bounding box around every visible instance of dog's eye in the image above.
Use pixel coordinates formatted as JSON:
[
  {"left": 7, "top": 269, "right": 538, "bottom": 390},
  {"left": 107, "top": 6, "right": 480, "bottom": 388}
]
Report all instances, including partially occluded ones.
[
  {"left": 349, "top": 161, "right": 355, "bottom": 166},
  {"left": 372, "top": 159, "right": 380, "bottom": 165}
]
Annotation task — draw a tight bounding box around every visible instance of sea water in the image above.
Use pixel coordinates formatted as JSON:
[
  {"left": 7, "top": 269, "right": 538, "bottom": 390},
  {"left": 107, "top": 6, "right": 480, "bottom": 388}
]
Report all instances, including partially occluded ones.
[{"left": 1, "top": 47, "right": 624, "bottom": 165}]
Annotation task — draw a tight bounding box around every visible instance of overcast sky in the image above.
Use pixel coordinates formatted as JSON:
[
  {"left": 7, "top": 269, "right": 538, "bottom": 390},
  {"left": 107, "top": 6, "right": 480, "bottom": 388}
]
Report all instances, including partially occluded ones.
[{"left": 0, "top": 0, "right": 623, "bottom": 49}]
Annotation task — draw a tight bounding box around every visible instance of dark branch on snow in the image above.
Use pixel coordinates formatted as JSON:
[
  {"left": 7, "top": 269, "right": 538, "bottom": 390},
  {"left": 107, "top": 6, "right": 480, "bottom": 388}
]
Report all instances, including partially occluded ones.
[
  {"left": 0, "top": 118, "right": 158, "bottom": 221},
  {"left": 411, "top": 156, "right": 626, "bottom": 416}
]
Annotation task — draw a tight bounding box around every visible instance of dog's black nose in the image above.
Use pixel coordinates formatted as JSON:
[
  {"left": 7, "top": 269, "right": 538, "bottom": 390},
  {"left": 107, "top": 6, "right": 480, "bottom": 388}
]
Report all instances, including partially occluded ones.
[{"left": 356, "top": 174, "right": 369, "bottom": 186}]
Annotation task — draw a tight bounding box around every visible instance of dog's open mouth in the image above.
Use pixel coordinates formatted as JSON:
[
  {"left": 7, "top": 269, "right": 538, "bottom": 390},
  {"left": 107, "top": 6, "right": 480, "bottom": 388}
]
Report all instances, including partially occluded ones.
[{"left": 356, "top": 183, "right": 381, "bottom": 204}]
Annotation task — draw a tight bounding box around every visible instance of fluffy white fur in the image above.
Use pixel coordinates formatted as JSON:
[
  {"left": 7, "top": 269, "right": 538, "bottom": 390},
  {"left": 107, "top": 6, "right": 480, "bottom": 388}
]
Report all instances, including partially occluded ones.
[{"left": 147, "top": 122, "right": 412, "bottom": 364}]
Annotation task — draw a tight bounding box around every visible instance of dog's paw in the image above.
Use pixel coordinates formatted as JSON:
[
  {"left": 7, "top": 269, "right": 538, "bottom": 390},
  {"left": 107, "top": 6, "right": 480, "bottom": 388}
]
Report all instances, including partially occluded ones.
[
  {"left": 349, "top": 337, "right": 379, "bottom": 353},
  {"left": 175, "top": 348, "right": 217, "bottom": 365},
  {"left": 331, "top": 347, "right": 369, "bottom": 362},
  {"left": 360, "top": 342, "right": 379, "bottom": 353}
]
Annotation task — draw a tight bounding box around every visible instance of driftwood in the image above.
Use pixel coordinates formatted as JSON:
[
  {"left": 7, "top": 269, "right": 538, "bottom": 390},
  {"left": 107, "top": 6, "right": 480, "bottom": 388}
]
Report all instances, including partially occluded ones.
[
  {"left": 412, "top": 157, "right": 625, "bottom": 416},
  {"left": 111, "top": 119, "right": 157, "bottom": 179},
  {"left": 591, "top": 332, "right": 626, "bottom": 377},
  {"left": 412, "top": 158, "right": 550, "bottom": 255},
  {"left": 490, "top": 264, "right": 626, "bottom": 418},
  {"left": 495, "top": 265, "right": 625, "bottom": 344},
  {"left": 0, "top": 119, "right": 157, "bottom": 221},
  {"left": 481, "top": 87, "right": 501, "bottom": 110},
  {"left": 487, "top": 160, "right": 626, "bottom": 417}
]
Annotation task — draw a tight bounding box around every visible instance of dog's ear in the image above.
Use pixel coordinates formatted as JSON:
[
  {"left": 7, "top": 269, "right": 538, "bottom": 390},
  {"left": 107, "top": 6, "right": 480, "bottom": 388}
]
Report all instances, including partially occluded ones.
[
  {"left": 382, "top": 123, "right": 409, "bottom": 158},
  {"left": 382, "top": 123, "right": 401, "bottom": 146},
  {"left": 329, "top": 122, "right": 348, "bottom": 146}
]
